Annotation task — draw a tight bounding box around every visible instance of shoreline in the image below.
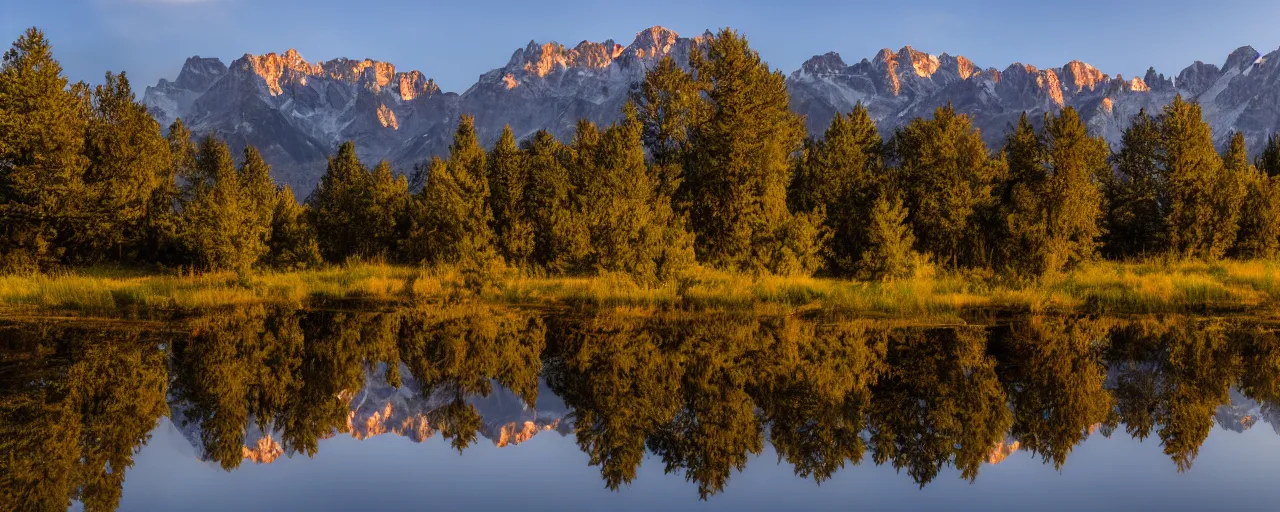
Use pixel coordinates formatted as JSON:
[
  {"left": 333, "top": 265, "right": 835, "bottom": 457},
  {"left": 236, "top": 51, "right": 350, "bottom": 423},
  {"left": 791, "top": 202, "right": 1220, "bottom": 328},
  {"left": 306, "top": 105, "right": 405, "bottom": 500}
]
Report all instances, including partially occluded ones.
[{"left": 3, "top": 259, "right": 1280, "bottom": 320}]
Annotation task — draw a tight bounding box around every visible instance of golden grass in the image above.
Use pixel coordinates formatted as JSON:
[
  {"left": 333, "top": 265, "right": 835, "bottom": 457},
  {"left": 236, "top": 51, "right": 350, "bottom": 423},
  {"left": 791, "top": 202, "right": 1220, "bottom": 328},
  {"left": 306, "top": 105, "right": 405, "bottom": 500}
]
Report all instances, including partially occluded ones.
[{"left": 4, "top": 258, "right": 1280, "bottom": 318}]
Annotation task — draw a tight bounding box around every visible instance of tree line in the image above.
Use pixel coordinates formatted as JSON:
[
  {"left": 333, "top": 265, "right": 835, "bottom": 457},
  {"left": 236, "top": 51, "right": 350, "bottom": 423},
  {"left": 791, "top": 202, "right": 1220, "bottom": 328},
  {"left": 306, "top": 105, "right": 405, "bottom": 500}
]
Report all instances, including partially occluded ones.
[{"left": 5, "top": 27, "right": 1280, "bottom": 282}]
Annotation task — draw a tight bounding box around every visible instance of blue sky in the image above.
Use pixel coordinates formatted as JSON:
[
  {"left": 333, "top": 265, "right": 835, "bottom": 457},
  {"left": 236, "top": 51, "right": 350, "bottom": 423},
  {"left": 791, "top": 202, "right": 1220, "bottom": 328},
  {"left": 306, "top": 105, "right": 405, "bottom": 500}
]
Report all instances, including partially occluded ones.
[{"left": 5, "top": 0, "right": 1280, "bottom": 92}]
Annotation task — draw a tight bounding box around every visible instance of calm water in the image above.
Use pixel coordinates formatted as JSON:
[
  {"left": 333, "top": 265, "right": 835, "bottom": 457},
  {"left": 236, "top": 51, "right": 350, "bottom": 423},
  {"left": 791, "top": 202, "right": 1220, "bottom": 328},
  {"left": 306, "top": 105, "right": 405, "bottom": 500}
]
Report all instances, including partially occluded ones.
[{"left": 4, "top": 305, "right": 1280, "bottom": 511}]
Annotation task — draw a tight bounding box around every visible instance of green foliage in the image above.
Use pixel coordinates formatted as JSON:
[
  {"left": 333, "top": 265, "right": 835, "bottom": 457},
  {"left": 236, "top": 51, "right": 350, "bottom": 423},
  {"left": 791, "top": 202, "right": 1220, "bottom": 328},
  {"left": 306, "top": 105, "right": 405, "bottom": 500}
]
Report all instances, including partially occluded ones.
[
  {"left": 1257, "top": 134, "right": 1280, "bottom": 178},
  {"left": 635, "top": 55, "right": 704, "bottom": 199},
  {"left": 1212, "top": 132, "right": 1251, "bottom": 255},
  {"left": 681, "top": 29, "right": 822, "bottom": 275},
  {"left": 0, "top": 323, "right": 168, "bottom": 512},
  {"left": 891, "top": 105, "right": 1002, "bottom": 269},
  {"left": 993, "top": 113, "right": 1048, "bottom": 276},
  {"left": 486, "top": 125, "right": 535, "bottom": 266},
  {"left": 997, "top": 108, "right": 1107, "bottom": 278},
  {"left": 407, "top": 116, "right": 497, "bottom": 267},
  {"left": 1102, "top": 109, "right": 1166, "bottom": 258},
  {"left": 1161, "top": 96, "right": 1237, "bottom": 260},
  {"left": 310, "top": 141, "right": 408, "bottom": 263},
  {"left": 792, "top": 104, "right": 884, "bottom": 275},
  {"left": 176, "top": 137, "right": 268, "bottom": 272},
  {"left": 1234, "top": 162, "right": 1280, "bottom": 259},
  {"left": 525, "top": 130, "right": 590, "bottom": 273},
  {"left": 79, "top": 71, "right": 170, "bottom": 263},
  {"left": 572, "top": 105, "right": 695, "bottom": 284},
  {"left": 264, "top": 186, "right": 321, "bottom": 270},
  {"left": 857, "top": 193, "right": 917, "bottom": 281},
  {"left": 0, "top": 28, "right": 90, "bottom": 270}
]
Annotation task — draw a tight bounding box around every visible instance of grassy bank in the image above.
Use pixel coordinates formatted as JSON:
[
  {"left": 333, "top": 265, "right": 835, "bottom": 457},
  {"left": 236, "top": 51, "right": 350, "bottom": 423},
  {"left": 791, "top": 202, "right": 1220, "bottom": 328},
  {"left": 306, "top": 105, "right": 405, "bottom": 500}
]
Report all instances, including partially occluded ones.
[{"left": 2, "top": 260, "right": 1279, "bottom": 318}]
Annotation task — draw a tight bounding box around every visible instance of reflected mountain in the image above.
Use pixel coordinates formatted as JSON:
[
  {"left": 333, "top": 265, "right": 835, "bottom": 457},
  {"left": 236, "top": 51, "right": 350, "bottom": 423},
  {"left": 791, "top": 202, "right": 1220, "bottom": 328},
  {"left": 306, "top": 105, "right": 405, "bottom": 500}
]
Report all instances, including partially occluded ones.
[{"left": 4, "top": 306, "right": 1280, "bottom": 510}]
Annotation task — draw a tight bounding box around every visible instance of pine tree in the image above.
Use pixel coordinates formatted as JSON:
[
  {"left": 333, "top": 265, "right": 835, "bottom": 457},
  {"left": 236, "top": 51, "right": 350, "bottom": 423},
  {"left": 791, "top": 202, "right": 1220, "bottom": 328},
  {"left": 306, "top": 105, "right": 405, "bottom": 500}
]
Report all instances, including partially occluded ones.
[
  {"left": 79, "top": 71, "right": 169, "bottom": 263},
  {"left": 310, "top": 141, "right": 407, "bottom": 262},
  {"left": 792, "top": 104, "right": 883, "bottom": 275},
  {"left": 996, "top": 113, "right": 1050, "bottom": 276},
  {"left": 144, "top": 118, "right": 197, "bottom": 264},
  {"left": 311, "top": 142, "right": 367, "bottom": 262},
  {"left": 891, "top": 104, "right": 1002, "bottom": 269},
  {"left": 1102, "top": 109, "right": 1166, "bottom": 258},
  {"left": 0, "top": 28, "right": 90, "bottom": 270},
  {"left": 857, "top": 193, "right": 917, "bottom": 281},
  {"left": 177, "top": 136, "right": 264, "bottom": 272},
  {"left": 523, "top": 130, "right": 589, "bottom": 273},
  {"left": 238, "top": 146, "right": 276, "bottom": 252},
  {"left": 1235, "top": 163, "right": 1280, "bottom": 259},
  {"left": 408, "top": 116, "right": 496, "bottom": 266},
  {"left": 1038, "top": 107, "right": 1107, "bottom": 274},
  {"left": 264, "top": 186, "right": 321, "bottom": 270},
  {"left": 583, "top": 104, "right": 695, "bottom": 283},
  {"left": 367, "top": 160, "right": 410, "bottom": 259},
  {"left": 486, "top": 125, "right": 534, "bottom": 266},
  {"left": 1161, "top": 96, "right": 1233, "bottom": 260},
  {"left": 682, "top": 28, "right": 822, "bottom": 275},
  {"left": 1212, "top": 132, "right": 1250, "bottom": 256},
  {"left": 1256, "top": 134, "right": 1280, "bottom": 178},
  {"left": 635, "top": 55, "right": 704, "bottom": 200}
]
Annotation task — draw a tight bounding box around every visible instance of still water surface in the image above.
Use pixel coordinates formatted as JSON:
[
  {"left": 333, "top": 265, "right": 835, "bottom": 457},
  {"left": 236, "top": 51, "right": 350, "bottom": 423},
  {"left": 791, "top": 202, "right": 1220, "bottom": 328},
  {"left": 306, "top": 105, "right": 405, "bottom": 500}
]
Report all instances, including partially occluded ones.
[{"left": 4, "top": 305, "right": 1280, "bottom": 511}]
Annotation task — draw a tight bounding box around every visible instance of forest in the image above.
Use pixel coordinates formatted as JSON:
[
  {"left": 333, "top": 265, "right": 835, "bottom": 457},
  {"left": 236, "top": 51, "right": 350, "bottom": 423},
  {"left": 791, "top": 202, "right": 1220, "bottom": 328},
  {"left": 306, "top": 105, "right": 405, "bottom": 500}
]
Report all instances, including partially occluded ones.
[{"left": 5, "top": 27, "right": 1280, "bottom": 313}]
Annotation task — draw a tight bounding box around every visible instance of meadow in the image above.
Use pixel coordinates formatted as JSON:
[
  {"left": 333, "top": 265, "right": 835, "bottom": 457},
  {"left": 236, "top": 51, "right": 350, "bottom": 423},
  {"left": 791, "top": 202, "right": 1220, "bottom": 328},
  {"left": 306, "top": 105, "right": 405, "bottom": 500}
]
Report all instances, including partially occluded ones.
[{"left": 2, "top": 259, "right": 1278, "bottom": 319}]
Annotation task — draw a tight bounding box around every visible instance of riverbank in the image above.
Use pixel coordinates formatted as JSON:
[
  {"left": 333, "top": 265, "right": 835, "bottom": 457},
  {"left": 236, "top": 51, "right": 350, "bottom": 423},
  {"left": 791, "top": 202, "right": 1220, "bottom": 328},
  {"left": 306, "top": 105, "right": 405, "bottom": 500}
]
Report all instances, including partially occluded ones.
[{"left": 1, "top": 259, "right": 1278, "bottom": 318}]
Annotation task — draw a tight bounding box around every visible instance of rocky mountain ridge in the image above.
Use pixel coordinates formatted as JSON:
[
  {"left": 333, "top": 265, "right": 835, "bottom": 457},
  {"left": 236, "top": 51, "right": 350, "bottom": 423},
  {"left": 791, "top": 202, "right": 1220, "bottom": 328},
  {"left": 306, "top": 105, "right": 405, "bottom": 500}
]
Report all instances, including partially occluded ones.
[{"left": 143, "top": 26, "right": 1280, "bottom": 195}]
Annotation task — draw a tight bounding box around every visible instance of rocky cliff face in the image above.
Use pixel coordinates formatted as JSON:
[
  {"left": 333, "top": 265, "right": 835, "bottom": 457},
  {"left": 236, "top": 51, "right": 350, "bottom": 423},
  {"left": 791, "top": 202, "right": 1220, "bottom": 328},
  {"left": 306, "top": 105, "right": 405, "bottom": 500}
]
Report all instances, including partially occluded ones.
[{"left": 144, "top": 27, "right": 1280, "bottom": 196}]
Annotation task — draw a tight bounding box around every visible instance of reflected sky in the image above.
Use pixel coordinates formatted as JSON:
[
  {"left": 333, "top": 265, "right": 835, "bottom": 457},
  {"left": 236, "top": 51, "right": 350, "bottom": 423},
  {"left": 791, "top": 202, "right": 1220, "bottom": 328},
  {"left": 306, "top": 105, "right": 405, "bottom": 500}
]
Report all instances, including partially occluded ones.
[
  {"left": 117, "top": 403, "right": 1280, "bottom": 511},
  {"left": 7, "top": 306, "right": 1280, "bottom": 511}
]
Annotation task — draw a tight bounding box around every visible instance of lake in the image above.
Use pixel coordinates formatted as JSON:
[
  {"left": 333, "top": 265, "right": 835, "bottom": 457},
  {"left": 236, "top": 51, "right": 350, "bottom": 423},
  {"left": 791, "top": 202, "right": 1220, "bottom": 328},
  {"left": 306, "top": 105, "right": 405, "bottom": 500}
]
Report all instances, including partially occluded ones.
[{"left": 4, "top": 304, "right": 1280, "bottom": 511}]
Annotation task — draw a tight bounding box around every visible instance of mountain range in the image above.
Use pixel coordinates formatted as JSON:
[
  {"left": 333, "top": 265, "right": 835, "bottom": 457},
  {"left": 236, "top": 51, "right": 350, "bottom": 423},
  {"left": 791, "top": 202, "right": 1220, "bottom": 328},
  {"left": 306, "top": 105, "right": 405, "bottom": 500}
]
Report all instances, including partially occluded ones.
[
  {"left": 168, "top": 362, "right": 1280, "bottom": 468},
  {"left": 143, "top": 26, "right": 1280, "bottom": 195}
]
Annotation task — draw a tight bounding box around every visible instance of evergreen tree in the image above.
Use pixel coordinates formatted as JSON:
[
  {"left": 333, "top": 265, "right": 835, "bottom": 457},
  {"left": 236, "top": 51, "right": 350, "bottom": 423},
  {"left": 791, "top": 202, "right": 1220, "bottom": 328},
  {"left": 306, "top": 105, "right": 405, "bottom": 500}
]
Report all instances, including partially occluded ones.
[
  {"left": 0, "top": 28, "right": 90, "bottom": 270},
  {"left": 264, "top": 186, "right": 322, "bottom": 270},
  {"left": 1212, "top": 132, "right": 1250, "bottom": 255},
  {"left": 366, "top": 160, "right": 411, "bottom": 260},
  {"left": 310, "top": 142, "right": 406, "bottom": 262},
  {"left": 486, "top": 125, "right": 535, "bottom": 266},
  {"left": 996, "top": 109, "right": 1106, "bottom": 278},
  {"left": 311, "top": 142, "right": 366, "bottom": 262},
  {"left": 995, "top": 113, "right": 1050, "bottom": 276},
  {"left": 1256, "top": 134, "right": 1280, "bottom": 178},
  {"left": 857, "top": 193, "right": 917, "bottom": 281},
  {"left": 682, "top": 28, "right": 823, "bottom": 275},
  {"left": 408, "top": 116, "right": 496, "bottom": 266},
  {"left": 1102, "top": 109, "right": 1166, "bottom": 258},
  {"left": 1234, "top": 160, "right": 1280, "bottom": 259},
  {"left": 177, "top": 136, "right": 265, "bottom": 272},
  {"left": 583, "top": 104, "right": 695, "bottom": 283},
  {"left": 891, "top": 104, "right": 1002, "bottom": 269},
  {"left": 792, "top": 104, "right": 883, "bottom": 275},
  {"left": 79, "top": 71, "right": 169, "bottom": 263},
  {"left": 238, "top": 146, "right": 276, "bottom": 252},
  {"left": 635, "top": 55, "right": 704, "bottom": 200},
  {"left": 145, "top": 118, "right": 197, "bottom": 264},
  {"left": 1161, "top": 96, "right": 1231, "bottom": 259},
  {"left": 1038, "top": 107, "right": 1107, "bottom": 274},
  {"left": 524, "top": 130, "right": 589, "bottom": 273}
]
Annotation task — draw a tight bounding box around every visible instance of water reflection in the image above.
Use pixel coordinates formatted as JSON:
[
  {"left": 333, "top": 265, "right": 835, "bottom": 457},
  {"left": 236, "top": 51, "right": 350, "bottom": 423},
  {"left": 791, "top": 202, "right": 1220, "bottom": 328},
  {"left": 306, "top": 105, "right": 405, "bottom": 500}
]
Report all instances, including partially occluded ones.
[{"left": 3, "top": 306, "right": 1280, "bottom": 510}]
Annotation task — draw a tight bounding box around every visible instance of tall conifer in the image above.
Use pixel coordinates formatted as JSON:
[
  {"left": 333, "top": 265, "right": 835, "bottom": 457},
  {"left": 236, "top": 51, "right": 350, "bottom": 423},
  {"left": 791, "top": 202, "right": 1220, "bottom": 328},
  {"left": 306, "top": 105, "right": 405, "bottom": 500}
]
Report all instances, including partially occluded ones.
[
  {"left": 682, "top": 28, "right": 823, "bottom": 275},
  {"left": 0, "top": 28, "right": 89, "bottom": 269},
  {"left": 891, "top": 105, "right": 1001, "bottom": 268}
]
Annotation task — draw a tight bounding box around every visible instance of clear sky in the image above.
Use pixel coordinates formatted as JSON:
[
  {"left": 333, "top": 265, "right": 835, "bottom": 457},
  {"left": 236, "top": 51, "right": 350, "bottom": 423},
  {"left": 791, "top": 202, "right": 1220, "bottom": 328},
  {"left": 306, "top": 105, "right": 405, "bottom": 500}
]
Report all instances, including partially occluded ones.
[{"left": 5, "top": 0, "right": 1280, "bottom": 92}]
